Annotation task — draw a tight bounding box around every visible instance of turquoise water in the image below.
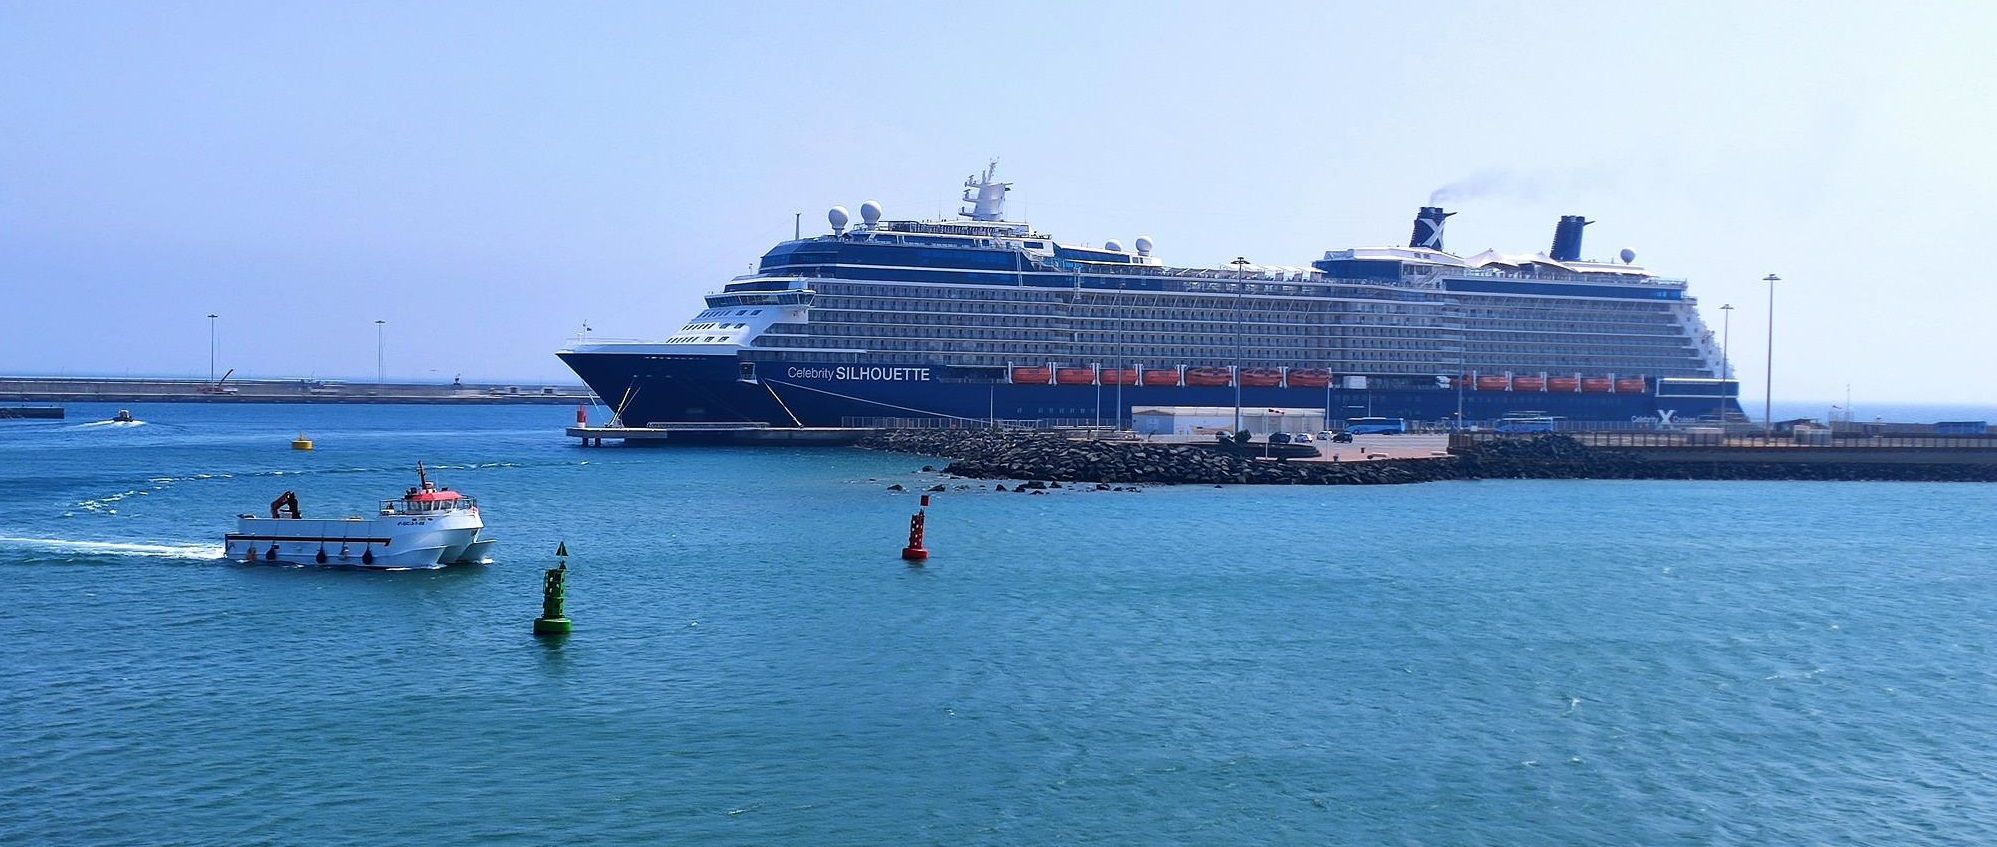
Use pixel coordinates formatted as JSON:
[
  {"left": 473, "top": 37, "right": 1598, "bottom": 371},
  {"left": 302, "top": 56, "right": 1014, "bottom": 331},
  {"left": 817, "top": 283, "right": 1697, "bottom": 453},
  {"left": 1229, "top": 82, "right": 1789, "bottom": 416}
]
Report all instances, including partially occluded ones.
[{"left": 5, "top": 404, "right": 1997, "bottom": 844}]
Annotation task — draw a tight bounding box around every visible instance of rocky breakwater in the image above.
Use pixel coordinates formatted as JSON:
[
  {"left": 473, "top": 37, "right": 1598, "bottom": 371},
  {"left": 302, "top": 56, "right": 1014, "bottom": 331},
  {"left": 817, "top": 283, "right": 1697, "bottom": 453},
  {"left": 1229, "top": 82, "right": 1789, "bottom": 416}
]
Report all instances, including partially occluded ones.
[
  {"left": 1450, "top": 434, "right": 1997, "bottom": 482},
  {"left": 856, "top": 429, "right": 1459, "bottom": 485},
  {"left": 857, "top": 430, "right": 1997, "bottom": 486}
]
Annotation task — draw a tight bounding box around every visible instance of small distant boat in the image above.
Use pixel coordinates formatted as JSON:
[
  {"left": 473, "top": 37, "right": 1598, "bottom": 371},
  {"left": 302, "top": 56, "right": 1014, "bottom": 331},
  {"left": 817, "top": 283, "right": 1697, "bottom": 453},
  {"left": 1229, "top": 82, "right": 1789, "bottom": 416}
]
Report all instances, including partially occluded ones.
[
  {"left": 112, "top": 409, "right": 135, "bottom": 423},
  {"left": 292, "top": 432, "right": 314, "bottom": 451},
  {"left": 224, "top": 464, "right": 495, "bottom": 569}
]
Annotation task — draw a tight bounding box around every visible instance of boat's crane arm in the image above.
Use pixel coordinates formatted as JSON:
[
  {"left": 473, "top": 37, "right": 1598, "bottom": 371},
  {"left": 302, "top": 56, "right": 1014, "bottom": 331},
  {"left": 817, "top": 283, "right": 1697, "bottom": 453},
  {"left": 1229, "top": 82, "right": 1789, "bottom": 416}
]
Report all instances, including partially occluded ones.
[{"left": 271, "top": 490, "right": 301, "bottom": 519}]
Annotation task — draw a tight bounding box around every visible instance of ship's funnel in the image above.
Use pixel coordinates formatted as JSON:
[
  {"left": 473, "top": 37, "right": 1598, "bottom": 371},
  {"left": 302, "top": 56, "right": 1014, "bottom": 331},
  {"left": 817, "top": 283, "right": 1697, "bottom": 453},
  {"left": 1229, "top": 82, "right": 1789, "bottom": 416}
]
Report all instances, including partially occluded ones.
[
  {"left": 1550, "top": 215, "right": 1591, "bottom": 261},
  {"left": 1410, "top": 206, "right": 1454, "bottom": 251}
]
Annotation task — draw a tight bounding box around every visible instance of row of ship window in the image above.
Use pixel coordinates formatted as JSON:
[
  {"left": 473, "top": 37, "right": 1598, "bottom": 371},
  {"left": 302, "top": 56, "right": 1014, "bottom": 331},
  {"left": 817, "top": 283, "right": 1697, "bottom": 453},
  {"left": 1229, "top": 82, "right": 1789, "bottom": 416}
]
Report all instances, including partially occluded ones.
[
  {"left": 740, "top": 346, "right": 1709, "bottom": 378},
  {"left": 757, "top": 331, "right": 1467, "bottom": 364},
  {"left": 808, "top": 296, "right": 1682, "bottom": 336},
  {"left": 817, "top": 282, "right": 1059, "bottom": 303},
  {"left": 793, "top": 322, "right": 1459, "bottom": 348},
  {"left": 807, "top": 308, "right": 1441, "bottom": 334},
  {"left": 751, "top": 332, "right": 1698, "bottom": 373},
  {"left": 809, "top": 280, "right": 1688, "bottom": 320},
  {"left": 815, "top": 283, "right": 1441, "bottom": 316},
  {"left": 759, "top": 319, "right": 1700, "bottom": 354}
]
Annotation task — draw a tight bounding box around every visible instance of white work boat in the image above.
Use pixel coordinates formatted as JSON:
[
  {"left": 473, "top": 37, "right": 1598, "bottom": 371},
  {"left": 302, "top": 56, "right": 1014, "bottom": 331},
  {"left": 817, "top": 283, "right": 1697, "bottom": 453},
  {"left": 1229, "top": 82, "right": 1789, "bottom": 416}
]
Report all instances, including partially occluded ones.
[{"left": 225, "top": 464, "right": 496, "bottom": 568}]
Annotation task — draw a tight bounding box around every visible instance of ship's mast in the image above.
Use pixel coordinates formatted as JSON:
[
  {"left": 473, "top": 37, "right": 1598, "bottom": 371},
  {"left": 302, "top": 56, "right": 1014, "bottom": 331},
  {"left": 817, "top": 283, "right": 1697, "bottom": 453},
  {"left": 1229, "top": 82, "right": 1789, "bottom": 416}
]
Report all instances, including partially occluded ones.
[{"left": 959, "top": 159, "right": 1011, "bottom": 222}]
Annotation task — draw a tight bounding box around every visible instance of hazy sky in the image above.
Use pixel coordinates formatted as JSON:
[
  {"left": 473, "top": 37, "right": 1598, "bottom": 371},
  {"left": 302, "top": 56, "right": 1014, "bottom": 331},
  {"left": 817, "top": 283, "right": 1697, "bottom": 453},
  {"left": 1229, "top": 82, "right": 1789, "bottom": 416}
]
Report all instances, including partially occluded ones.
[{"left": 4, "top": 2, "right": 1993, "bottom": 404}]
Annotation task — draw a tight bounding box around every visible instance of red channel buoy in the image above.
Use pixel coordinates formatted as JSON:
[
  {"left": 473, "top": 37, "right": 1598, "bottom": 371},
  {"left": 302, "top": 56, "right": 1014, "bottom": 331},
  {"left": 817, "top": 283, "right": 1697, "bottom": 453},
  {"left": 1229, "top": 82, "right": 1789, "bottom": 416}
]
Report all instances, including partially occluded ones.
[
  {"left": 575, "top": 403, "right": 589, "bottom": 426},
  {"left": 900, "top": 494, "right": 931, "bottom": 562}
]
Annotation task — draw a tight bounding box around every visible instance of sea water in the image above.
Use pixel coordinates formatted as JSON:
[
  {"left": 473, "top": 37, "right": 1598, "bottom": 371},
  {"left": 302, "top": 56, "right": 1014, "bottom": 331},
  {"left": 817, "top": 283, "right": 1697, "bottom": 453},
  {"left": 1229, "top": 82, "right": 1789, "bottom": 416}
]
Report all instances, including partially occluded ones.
[{"left": 3, "top": 403, "right": 1996, "bottom": 844}]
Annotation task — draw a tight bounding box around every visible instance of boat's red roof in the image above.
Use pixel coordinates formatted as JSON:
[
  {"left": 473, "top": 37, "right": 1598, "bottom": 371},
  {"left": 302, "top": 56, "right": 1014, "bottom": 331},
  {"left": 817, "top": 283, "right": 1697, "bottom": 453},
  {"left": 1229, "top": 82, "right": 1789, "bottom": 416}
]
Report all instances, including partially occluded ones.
[{"left": 407, "top": 490, "right": 463, "bottom": 502}]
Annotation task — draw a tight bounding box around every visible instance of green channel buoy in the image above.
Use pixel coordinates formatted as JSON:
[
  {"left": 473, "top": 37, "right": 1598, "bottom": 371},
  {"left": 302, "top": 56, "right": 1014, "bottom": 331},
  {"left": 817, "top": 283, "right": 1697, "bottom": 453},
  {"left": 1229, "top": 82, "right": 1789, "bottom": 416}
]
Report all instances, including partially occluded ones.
[{"left": 533, "top": 542, "right": 573, "bottom": 636}]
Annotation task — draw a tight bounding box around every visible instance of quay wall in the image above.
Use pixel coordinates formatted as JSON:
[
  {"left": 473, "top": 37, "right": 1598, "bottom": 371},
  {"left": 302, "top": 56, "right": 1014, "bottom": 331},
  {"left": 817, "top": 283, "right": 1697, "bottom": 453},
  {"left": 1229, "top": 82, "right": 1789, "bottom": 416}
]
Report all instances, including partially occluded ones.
[{"left": 1, "top": 376, "right": 594, "bottom": 405}]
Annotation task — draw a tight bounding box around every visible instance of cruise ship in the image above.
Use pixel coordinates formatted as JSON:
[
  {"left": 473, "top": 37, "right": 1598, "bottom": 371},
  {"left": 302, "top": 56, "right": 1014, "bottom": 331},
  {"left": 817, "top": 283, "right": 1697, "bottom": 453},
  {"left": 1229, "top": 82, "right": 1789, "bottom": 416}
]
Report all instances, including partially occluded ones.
[{"left": 558, "top": 163, "right": 1740, "bottom": 429}]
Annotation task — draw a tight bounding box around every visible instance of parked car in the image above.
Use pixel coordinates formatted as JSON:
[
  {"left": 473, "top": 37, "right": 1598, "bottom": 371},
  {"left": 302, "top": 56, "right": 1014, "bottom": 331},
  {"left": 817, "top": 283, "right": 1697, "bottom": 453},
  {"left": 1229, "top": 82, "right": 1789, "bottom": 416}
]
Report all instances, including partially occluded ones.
[
  {"left": 1291, "top": 432, "right": 1313, "bottom": 444},
  {"left": 1330, "top": 431, "right": 1355, "bottom": 443},
  {"left": 1268, "top": 432, "right": 1293, "bottom": 444}
]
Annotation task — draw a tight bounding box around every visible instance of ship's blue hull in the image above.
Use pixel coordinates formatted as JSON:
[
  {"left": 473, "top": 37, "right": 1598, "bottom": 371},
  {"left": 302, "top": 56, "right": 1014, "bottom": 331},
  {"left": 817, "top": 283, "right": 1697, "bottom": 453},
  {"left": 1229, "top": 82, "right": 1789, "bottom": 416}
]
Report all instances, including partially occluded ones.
[{"left": 560, "top": 352, "right": 1739, "bottom": 427}]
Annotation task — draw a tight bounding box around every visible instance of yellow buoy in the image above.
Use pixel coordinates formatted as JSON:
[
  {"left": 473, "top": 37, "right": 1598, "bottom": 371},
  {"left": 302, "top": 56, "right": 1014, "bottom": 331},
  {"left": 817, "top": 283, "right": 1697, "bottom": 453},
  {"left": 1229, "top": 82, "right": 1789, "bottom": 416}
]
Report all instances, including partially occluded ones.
[{"left": 291, "top": 432, "right": 314, "bottom": 451}]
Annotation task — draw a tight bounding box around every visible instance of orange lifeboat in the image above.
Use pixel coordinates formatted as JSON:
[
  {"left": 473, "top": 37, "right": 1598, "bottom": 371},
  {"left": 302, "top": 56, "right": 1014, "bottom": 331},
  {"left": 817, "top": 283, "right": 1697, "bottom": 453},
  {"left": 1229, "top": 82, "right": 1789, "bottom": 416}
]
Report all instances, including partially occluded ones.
[
  {"left": 1287, "top": 368, "right": 1333, "bottom": 389},
  {"left": 1548, "top": 376, "right": 1581, "bottom": 393},
  {"left": 1185, "top": 367, "right": 1233, "bottom": 387},
  {"left": 1476, "top": 375, "right": 1511, "bottom": 391},
  {"left": 1010, "top": 366, "right": 1052, "bottom": 385},
  {"left": 1055, "top": 367, "right": 1098, "bottom": 385},
  {"left": 1099, "top": 368, "right": 1138, "bottom": 386},
  {"left": 1580, "top": 377, "right": 1614, "bottom": 393},
  {"left": 1513, "top": 376, "right": 1546, "bottom": 392},
  {"left": 1141, "top": 369, "right": 1181, "bottom": 387},
  {"left": 1616, "top": 377, "right": 1649, "bottom": 394},
  {"left": 1239, "top": 368, "right": 1284, "bottom": 388}
]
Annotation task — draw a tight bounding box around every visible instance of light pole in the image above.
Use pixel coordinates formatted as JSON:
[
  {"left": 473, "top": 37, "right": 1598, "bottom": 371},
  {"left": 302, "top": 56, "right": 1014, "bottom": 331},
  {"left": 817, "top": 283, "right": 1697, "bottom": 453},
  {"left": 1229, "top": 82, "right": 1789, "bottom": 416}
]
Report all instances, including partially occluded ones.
[
  {"left": 1718, "top": 303, "right": 1734, "bottom": 422},
  {"left": 206, "top": 313, "right": 218, "bottom": 383},
  {"left": 1230, "top": 256, "right": 1250, "bottom": 435},
  {"left": 1453, "top": 303, "right": 1466, "bottom": 429},
  {"left": 1762, "top": 274, "right": 1779, "bottom": 438},
  {"left": 1115, "top": 279, "right": 1127, "bottom": 431},
  {"left": 374, "top": 319, "right": 386, "bottom": 392},
  {"left": 1094, "top": 361, "right": 1102, "bottom": 429}
]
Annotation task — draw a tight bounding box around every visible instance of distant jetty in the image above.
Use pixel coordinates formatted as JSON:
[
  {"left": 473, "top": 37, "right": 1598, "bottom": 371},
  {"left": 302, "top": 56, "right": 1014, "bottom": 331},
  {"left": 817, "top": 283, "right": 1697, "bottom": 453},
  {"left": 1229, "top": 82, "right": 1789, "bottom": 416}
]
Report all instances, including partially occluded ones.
[
  {"left": 859, "top": 430, "right": 1997, "bottom": 485},
  {"left": 0, "top": 405, "right": 64, "bottom": 419},
  {"left": 1, "top": 376, "right": 593, "bottom": 405}
]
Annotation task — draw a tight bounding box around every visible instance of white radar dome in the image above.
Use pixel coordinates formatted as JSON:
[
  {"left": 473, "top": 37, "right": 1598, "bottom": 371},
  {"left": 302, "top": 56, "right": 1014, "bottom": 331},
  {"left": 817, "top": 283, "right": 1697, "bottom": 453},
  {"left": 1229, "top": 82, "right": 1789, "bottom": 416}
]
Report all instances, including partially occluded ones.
[
  {"left": 860, "top": 200, "right": 883, "bottom": 226},
  {"left": 1619, "top": 248, "right": 1636, "bottom": 264},
  {"left": 1104, "top": 239, "right": 1124, "bottom": 252},
  {"left": 828, "top": 206, "right": 850, "bottom": 234},
  {"left": 1134, "top": 236, "right": 1154, "bottom": 256}
]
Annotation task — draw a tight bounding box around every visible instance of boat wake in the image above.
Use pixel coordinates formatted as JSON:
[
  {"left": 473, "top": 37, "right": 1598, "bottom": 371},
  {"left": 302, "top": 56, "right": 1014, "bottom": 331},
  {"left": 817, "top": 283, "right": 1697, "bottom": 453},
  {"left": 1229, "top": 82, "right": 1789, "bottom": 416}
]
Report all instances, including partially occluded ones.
[
  {"left": 0, "top": 535, "right": 224, "bottom": 561},
  {"left": 75, "top": 420, "right": 149, "bottom": 429}
]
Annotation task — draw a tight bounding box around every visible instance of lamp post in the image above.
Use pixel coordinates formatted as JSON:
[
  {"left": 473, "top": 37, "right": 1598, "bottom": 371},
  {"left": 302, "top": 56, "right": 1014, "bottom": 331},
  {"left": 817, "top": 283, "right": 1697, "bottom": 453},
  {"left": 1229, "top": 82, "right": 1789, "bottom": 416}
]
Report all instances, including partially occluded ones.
[
  {"left": 1115, "top": 279, "right": 1127, "bottom": 431},
  {"left": 1230, "top": 256, "right": 1250, "bottom": 434},
  {"left": 1094, "top": 361, "right": 1102, "bottom": 429},
  {"left": 1718, "top": 303, "right": 1734, "bottom": 422},
  {"left": 206, "top": 313, "right": 218, "bottom": 383},
  {"left": 1453, "top": 302, "right": 1466, "bottom": 429},
  {"left": 1762, "top": 274, "right": 1779, "bottom": 438},
  {"left": 374, "top": 319, "right": 387, "bottom": 393}
]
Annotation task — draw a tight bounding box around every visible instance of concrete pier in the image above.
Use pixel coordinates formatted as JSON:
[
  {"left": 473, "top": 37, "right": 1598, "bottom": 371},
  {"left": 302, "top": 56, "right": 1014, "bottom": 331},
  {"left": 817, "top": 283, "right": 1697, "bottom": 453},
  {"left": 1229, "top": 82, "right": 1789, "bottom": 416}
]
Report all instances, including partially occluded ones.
[{"left": 1, "top": 376, "right": 593, "bottom": 405}]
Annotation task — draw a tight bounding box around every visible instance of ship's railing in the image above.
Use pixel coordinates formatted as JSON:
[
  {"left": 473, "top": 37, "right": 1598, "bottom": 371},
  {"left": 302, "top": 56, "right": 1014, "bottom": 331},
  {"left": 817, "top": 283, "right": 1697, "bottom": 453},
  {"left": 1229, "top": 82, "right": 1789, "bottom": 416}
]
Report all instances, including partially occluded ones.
[{"left": 1417, "top": 267, "right": 1687, "bottom": 288}]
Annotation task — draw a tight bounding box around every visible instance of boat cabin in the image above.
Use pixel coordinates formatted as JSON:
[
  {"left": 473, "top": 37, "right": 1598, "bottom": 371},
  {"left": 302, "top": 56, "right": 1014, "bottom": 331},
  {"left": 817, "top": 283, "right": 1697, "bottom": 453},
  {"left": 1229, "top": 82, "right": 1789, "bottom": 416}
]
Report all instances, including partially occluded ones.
[{"left": 379, "top": 464, "right": 477, "bottom": 516}]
